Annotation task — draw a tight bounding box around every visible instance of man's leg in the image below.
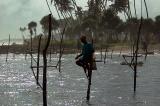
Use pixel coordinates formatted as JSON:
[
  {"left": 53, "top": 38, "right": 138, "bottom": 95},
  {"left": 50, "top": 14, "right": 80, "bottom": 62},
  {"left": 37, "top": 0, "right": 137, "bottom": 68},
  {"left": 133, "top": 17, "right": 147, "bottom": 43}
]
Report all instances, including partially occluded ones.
[
  {"left": 76, "top": 59, "right": 88, "bottom": 78},
  {"left": 76, "top": 59, "right": 83, "bottom": 67}
]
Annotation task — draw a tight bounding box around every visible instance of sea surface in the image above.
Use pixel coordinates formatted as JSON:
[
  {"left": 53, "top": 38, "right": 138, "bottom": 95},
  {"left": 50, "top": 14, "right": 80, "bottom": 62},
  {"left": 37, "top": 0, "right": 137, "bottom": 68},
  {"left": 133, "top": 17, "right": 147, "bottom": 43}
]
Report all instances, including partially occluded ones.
[{"left": 0, "top": 53, "right": 160, "bottom": 106}]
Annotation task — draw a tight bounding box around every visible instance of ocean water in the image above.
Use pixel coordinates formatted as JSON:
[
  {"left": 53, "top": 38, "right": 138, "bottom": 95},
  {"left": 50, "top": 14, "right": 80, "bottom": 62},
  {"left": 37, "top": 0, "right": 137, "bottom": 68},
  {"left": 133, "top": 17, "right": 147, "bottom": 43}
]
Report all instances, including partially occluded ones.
[{"left": 0, "top": 53, "right": 160, "bottom": 106}]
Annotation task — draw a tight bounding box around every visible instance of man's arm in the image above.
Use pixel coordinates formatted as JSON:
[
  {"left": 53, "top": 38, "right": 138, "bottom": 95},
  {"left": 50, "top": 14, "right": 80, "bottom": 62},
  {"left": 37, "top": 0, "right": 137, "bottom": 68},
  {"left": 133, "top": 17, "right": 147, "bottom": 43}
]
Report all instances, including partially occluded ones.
[{"left": 75, "top": 44, "right": 85, "bottom": 59}]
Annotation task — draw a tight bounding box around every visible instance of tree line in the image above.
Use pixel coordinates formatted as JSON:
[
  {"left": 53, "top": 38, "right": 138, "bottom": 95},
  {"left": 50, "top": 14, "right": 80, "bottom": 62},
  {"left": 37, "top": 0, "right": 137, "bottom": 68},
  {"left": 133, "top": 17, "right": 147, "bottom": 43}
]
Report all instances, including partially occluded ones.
[{"left": 17, "top": 0, "right": 160, "bottom": 52}]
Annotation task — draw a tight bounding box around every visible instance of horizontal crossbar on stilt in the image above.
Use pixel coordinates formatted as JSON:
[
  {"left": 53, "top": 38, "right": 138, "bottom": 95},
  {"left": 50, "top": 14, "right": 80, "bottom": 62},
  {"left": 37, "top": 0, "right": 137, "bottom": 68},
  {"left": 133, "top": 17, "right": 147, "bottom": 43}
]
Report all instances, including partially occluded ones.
[
  {"left": 31, "top": 65, "right": 57, "bottom": 68},
  {"left": 95, "top": 60, "right": 103, "bottom": 62},
  {"left": 122, "top": 54, "right": 142, "bottom": 57}
]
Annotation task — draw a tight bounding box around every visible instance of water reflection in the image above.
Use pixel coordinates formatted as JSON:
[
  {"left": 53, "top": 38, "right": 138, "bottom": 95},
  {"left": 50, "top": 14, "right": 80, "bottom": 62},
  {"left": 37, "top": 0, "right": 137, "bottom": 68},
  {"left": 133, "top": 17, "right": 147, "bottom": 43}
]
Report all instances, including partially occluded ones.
[{"left": 0, "top": 54, "right": 160, "bottom": 105}]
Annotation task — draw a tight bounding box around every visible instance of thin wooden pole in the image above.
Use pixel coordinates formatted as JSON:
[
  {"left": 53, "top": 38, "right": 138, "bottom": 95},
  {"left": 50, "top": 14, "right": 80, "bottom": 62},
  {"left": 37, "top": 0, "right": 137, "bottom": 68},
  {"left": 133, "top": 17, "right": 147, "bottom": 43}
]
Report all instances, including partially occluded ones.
[
  {"left": 6, "top": 35, "right": 10, "bottom": 62},
  {"left": 100, "top": 47, "right": 103, "bottom": 61},
  {"left": 133, "top": 0, "right": 137, "bottom": 18},
  {"left": 119, "top": 47, "right": 122, "bottom": 57},
  {"left": 86, "top": 65, "right": 92, "bottom": 101},
  {"left": 111, "top": 49, "right": 113, "bottom": 59},
  {"left": 104, "top": 48, "right": 107, "bottom": 64},
  {"left": 25, "top": 41, "right": 29, "bottom": 60},
  {"left": 0, "top": 43, "right": 4, "bottom": 54},
  {"left": 36, "top": 35, "right": 42, "bottom": 85},
  {"left": 134, "top": 0, "right": 143, "bottom": 92},
  {"left": 31, "top": 31, "right": 33, "bottom": 67},
  {"left": 42, "top": 14, "right": 52, "bottom": 106},
  {"left": 143, "top": 0, "right": 149, "bottom": 18},
  {"left": 86, "top": 30, "right": 94, "bottom": 101},
  {"left": 49, "top": 48, "right": 52, "bottom": 62},
  {"left": 58, "top": 26, "right": 66, "bottom": 73}
]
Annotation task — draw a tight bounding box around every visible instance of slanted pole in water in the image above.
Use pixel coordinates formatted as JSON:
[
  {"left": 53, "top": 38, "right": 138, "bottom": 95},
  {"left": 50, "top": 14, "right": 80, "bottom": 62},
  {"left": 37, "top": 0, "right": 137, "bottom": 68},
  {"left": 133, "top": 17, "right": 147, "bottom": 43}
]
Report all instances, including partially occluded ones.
[
  {"left": 86, "top": 31, "right": 94, "bottom": 101},
  {"left": 36, "top": 35, "right": 42, "bottom": 85},
  {"left": 42, "top": 14, "right": 52, "bottom": 106},
  {"left": 6, "top": 35, "right": 10, "bottom": 62},
  {"left": 133, "top": 0, "right": 144, "bottom": 92},
  {"left": 119, "top": 47, "right": 122, "bottom": 57},
  {"left": 134, "top": 16, "right": 143, "bottom": 92},
  {"left": 58, "top": 26, "right": 66, "bottom": 73},
  {"left": 100, "top": 47, "right": 103, "bottom": 61},
  {"left": 87, "top": 66, "right": 92, "bottom": 101},
  {"left": 30, "top": 30, "right": 33, "bottom": 67},
  {"left": 104, "top": 48, "right": 107, "bottom": 64},
  {"left": 49, "top": 49, "right": 52, "bottom": 62},
  {"left": 111, "top": 49, "right": 113, "bottom": 59}
]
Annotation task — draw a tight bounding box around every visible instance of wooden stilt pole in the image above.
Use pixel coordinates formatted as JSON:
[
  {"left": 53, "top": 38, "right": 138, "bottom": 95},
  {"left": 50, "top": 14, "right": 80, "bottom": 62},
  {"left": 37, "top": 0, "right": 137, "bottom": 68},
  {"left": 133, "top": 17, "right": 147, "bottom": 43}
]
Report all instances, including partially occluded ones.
[
  {"left": 25, "top": 42, "right": 29, "bottom": 60},
  {"left": 133, "top": 0, "right": 143, "bottom": 92},
  {"left": 49, "top": 49, "right": 52, "bottom": 62},
  {"left": 111, "top": 49, "right": 113, "bottom": 59},
  {"left": 6, "top": 35, "right": 10, "bottom": 62},
  {"left": 119, "top": 47, "right": 122, "bottom": 57},
  {"left": 104, "top": 48, "right": 107, "bottom": 64},
  {"left": 58, "top": 26, "right": 66, "bottom": 73},
  {"left": 87, "top": 67, "right": 92, "bottom": 101},
  {"left": 86, "top": 31, "right": 94, "bottom": 101},
  {"left": 30, "top": 31, "right": 33, "bottom": 67},
  {"left": 42, "top": 14, "right": 52, "bottom": 106},
  {"left": 36, "top": 35, "right": 42, "bottom": 85},
  {"left": 100, "top": 47, "right": 103, "bottom": 61}
]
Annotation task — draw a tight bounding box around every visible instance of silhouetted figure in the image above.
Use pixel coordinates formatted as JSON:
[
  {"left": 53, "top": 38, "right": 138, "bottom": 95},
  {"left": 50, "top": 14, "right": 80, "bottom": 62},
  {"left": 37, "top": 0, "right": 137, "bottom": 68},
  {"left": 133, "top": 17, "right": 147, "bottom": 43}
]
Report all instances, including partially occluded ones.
[{"left": 75, "top": 35, "right": 94, "bottom": 77}]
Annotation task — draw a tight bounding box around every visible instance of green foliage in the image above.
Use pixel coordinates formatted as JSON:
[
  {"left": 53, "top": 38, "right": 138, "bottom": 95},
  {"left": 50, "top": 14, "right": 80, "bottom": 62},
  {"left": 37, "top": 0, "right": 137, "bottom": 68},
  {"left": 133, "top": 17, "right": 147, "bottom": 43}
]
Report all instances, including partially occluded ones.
[
  {"left": 155, "top": 15, "right": 160, "bottom": 22},
  {"left": 101, "top": 8, "right": 123, "bottom": 30},
  {"left": 63, "top": 40, "right": 77, "bottom": 48},
  {"left": 53, "top": 0, "right": 73, "bottom": 12},
  {"left": 81, "top": 15, "right": 97, "bottom": 30},
  {"left": 110, "top": 0, "right": 129, "bottom": 13},
  {"left": 40, "top": 14, "right": 59, "bottom": 33},
  {"left": 28, "top": 21, "right": 37, "bottom": 35},
  {"left": 23, "top": 1, "right": 160, "bottom": 50},
  {"left": 155, "top": 15, "right": 160, "bottom": 33},
  {"left": 28, "top": 21, "right": 37, "bottom": 29}
]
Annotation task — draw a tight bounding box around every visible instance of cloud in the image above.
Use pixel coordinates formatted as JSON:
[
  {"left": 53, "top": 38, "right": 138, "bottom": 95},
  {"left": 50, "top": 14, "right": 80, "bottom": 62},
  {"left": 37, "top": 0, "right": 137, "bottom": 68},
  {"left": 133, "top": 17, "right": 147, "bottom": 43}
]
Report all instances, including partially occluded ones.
[
  {"left": 0, "top": 0, "right": 160, "bottom": 40},
  {"left": 129, "top": 0, "right": 160, "bottom": 19},
  {"left": 0, "top": 0, "right": 50, "bottom": 39}
]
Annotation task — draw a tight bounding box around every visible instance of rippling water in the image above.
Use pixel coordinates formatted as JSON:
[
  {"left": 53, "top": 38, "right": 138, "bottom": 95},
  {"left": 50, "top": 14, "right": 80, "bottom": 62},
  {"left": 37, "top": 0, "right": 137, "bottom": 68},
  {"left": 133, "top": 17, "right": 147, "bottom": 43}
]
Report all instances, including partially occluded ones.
[{"left": 0, "top": 53, "right": 160, "bottom": 106}]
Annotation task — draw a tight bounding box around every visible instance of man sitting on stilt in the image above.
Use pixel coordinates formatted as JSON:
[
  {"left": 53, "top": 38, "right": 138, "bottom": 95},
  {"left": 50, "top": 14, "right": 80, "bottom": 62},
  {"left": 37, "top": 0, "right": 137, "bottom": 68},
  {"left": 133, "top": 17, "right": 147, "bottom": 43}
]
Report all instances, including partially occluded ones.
[{"left": 75, "top": 35, "right": 95, "bottom": 78}]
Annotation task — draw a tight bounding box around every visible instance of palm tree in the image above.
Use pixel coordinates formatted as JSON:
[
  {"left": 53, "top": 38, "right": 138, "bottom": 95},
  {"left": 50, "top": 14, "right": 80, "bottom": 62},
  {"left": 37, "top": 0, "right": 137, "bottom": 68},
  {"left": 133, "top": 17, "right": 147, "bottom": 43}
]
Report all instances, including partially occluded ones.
[
  {"left": 124, "top": 18, "right": 139, "bottom": 42},
  {"left": 88, "top": 0, "right": 102, "bottom": 15},
  {"left": 19, "top": 27, "right": 26, "bottom": 35},
  {"left": 111, "top": 0, "right": 130, "bottom": 18},
  {"left": 19, "top": 27, "right": 27, "bottom": 41},
  {"left": 28, "top": 21, "right": 37, "bottom": 67},
  {"left": 54, "top": 0, "right": 73, "bottom": 12},
  {"left": 101, "top": 8, "right": 122, "bottom": 30},
  {"left": 28, "top": 21, "right": 37, "bottom": 36},
  {"left": 100, "top": 8, "right": 123, "bottom": 42},
  {"left": 140, "top": 18, "right": 154, "bottom": 55},
  {"left": 53, "top": 0, "right": 74, "bottom": 24},
  {"left": 40, "top": 15, "right": 59, "bottom": 35},
  {"left": 155, "top": 15, "right": 160, "bottom": 40},
  {"left": 112, "top": 0, "right": 128, "bottom": 11}
]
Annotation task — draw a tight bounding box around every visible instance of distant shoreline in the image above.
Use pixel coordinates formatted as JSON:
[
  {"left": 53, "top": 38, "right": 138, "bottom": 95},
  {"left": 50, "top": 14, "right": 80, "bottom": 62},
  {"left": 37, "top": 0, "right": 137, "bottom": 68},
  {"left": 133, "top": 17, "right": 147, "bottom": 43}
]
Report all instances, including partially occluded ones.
[
  {"left": 0, "top": 43, "right": 159, "bottom": 54},
  {"left": 0, "top": 38, "right": 23, "bottom": 45}
]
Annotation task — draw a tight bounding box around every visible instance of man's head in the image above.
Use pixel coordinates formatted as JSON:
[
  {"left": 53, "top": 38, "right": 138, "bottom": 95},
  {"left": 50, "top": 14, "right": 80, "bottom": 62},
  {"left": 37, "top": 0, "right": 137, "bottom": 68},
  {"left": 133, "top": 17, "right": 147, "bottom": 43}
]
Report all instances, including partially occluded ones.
[{"left": 80, "top": 35, "right": 87, "bottom": 44}]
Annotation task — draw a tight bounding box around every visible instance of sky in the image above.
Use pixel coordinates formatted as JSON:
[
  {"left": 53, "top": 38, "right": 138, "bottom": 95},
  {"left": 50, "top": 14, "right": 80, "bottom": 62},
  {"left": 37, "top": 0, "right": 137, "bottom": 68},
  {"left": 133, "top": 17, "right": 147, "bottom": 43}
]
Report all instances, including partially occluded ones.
[{"left": 0, "top": 0, "right": 160, "bottom": 41}]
